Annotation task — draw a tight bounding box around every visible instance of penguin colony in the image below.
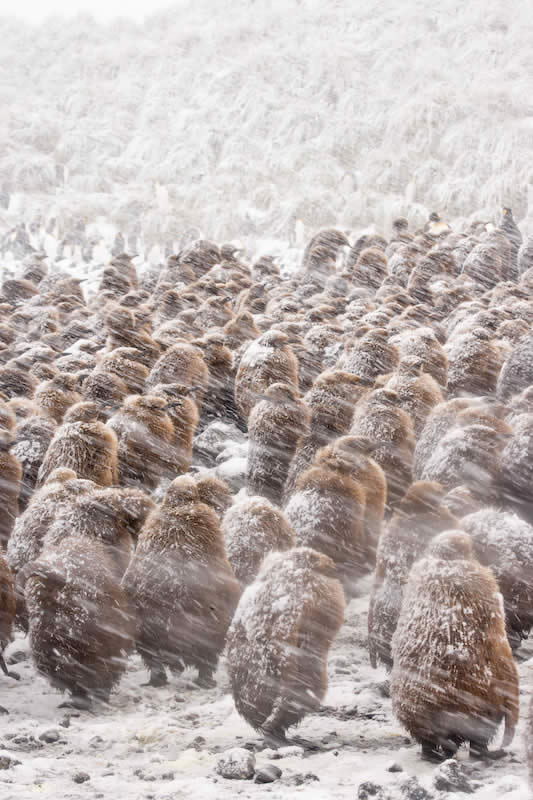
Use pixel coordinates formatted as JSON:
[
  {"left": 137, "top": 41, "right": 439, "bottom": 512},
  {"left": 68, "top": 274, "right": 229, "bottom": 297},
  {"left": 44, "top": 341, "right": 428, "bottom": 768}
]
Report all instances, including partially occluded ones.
[{"left": 0, "top": 207, "right": 532, "bottom": 765}]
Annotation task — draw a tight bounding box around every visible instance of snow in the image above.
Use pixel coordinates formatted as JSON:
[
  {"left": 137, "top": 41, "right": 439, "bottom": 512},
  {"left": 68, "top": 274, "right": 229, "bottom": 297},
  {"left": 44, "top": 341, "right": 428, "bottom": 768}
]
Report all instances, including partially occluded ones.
[{"left": 1, "top": 1, "right": 533, "bottom": 253}]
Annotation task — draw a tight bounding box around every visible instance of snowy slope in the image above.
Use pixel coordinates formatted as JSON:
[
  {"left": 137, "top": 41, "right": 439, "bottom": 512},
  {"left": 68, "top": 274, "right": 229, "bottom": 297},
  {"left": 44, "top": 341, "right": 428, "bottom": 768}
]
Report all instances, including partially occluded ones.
[{"left": 1, "top": 0, "right": 533, "bottom": 245}]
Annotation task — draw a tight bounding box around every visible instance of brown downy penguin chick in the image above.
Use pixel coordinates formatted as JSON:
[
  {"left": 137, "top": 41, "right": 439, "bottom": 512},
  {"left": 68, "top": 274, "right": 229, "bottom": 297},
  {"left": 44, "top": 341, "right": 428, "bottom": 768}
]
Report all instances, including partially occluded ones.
[
  {"left": 223, "top": 311, "right": 260, "bottom": 353},
  {"left": 151, "top": 383, "right": 198, "bottom": 475},
  {"left": 122, "top": 476, "right": 240, "bottom": 688},
  {"left": 497, "top": 332, "right": 533, "bottom": 402},
  {"left": 421, "top": 423, "right": 508, "bottom": 506},
  {"left": 81, "top": 370, "right": 128, "bottom": 420},
  {"left": 97, "top": 266, "right": 132, "bottom": 299},
  {"left": 389, "top": 327, "right": 448, "bottom": 388},
  {"left": 110, "top": 253, "right": 139, "bottom": 290},
  {"left": 350, "top": 247, "right": 388, "bottom": 290},
  {"left": 104, "top": 305, "right": 159, "bottom": 362},
  {"left": 284, "top": 371, "right": 367, "bottom": 501},
  {"left": 0, "top": 554, "right": 16, "bottom": 681},
  {"left": 30, "top": 362, "right": 58, "bottom": 384},
  {"left": 247, "top": 383, "right": 310, "bottom": 506},
  {"left": 222, "top": 496, "right": 295, "bottom": 587},
  {"left": 0, "top": 410, "right": 21, "bottom": 550},
  {"left": 385, "top": 357, "right": 444, "bottom": 436},
  {"left": 391, "top": 530, "right": 519, "bottom": 762},
  {"left": 414, "top": 397, "right": 471, "bottom": 479},
  {"left": 37, "top": 416, "right": 118, "bottom": 488},
  {"left": 193, "top": 333, "right": 240, "bottom": 430},
  {"left": 350, "top": 388, "right": 415, "bottom": 509},
  {"left": 63, "top": 401, "right": 104, "bottom": 424},
  {"left": 318, "top": 435, "right": 387, "bottom": 565},
  {"left": 346, "top": 234, "right": 387, "bottom": 270},
  {"left": 179, "top": 239, "right": 221, "bottom": 280},
  {"left": 107, "top": 394, "right": 175, "bottom": 490},
  {"left": 25, "top": 536, "right": 134, "bottom": 706},
  {"left": 2, "top": 278, "right": 39, "bottom": 305},
  {"left": 11, "top": 413, "right": 57, "bottom": 511},
  {"left": 462, "top": 509, "right": 533, "bottom": 651},
  {"left": 111, "top": 488, "right": 155, "bottom": 543},
  {"left": 441, "top": 485, "right": 480, "bottom": 518},
  {"left": 226, "top": 547, "right": 345, "bottom": 747},
  {"left": 391, "top": 217, "right": 414, "bottom": 244},
  {"left": 42, "top": 489, "right": 135, "bottom": 579},
  {"left": 368, "top": 481, "right": 458, "bottom": 670},
  {"left": 7, "top": 397, "right": 40, "bottom": 423},
  {"left": 195, "top": 295, "right": 233, "bottom": 331},
  {"left": 235, "top": 330, "right": 299, "bottom": 421},
  {"left": 194, "top": 475, "right": 233, "bottom": 518},
  {"left": 500, "top": 413, "right": 533, "bottom": 524},
  {"left": 446, "top": 328, "right": 503, "bottom": 398},
  {"left": 0, "top": 365, "right": 36, "bottom": 399},
  {"left": 98, "top": 349, "right": 149, "bottom": 395},
  {"left": 34, "top": 373, "right": 82, "bottom": 423},
  {"left": 499, "top": 207, "right": 522, "bottom": 281},
  {"left": 284, "top": 442, "right": 367, "bottom": 596},
  {"left": 301, "top": 228, "right": 350, "bottom": 289},
  {"left": 341, "top": 328, "right": 399, "bottom": 387},
  {"left": 7, "top": 468, "right": 95, "bottom": 577},
  {"left": 147, "top": 341, "right": 208, "bottom": 414}
]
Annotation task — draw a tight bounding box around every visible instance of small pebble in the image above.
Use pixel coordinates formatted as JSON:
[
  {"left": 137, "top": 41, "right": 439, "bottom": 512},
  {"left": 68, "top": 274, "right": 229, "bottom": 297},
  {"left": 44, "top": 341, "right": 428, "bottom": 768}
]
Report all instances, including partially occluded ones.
[
  {"left": 255, "top": 765, "right": 282, "bottom": 783},
  {"left": 39, "top": 729, "right": 60, "bottom": 744},
  {"left": 73, "top": 771, "right": 90, "bottom": 784},
  {"left": 387, "top": 762, "right": 403, "bottom": 773}
]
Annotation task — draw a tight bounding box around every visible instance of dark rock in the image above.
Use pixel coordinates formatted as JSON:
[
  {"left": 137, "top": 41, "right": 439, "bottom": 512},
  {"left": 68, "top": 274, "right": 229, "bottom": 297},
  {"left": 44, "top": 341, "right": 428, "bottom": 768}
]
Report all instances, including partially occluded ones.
[
  {"left": 254, "top": 765, "right": 282, "bottom": 783},
  {"left": 0, "top": 756, "right": 21, "bottom": 770},
  {"left": 398, "top": 775, "right": 432, "bottom": 800},
  {"left": 7, "top": 650, "right": 27, "bottom": 665},
  {"left": 387, "top": 762, "right": 403, "bottom": 773},
  {"left": 0, "top": 706, "right": 8, "bottom": 715},
  {"left": 73, "top": 771, "right": 90, "bottom": 784},
  {"left": 358, "top": 781, "right": 386, "bottom": 800},
  {"left": 39, "top": 729, "right": 60, "bottom": 744},
  {"left": 191, "top": 736, "right": 206, "bottom": 750},
  {"left": 285, "top": 772, "right": 320, "bottom": 786},
  {"left": 433, "top": 760, "right": 474, "bottom": 793},
  {"left": 59, "top": 716, "right": 71, "bottom": 729}
]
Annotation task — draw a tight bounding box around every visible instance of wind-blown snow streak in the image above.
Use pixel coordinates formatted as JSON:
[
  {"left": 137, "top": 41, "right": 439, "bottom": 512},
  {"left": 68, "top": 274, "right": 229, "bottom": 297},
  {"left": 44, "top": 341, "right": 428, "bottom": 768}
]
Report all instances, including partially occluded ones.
[{"left": 1, "top": 0, "right": 533, "bottom": 246}]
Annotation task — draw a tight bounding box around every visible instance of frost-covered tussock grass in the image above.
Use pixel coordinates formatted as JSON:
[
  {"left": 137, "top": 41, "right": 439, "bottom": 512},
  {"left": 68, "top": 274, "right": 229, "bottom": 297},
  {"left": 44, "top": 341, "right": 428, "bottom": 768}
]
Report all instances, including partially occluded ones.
[{"left": 2, "top": 0, "right": 533, "bottom": 244}]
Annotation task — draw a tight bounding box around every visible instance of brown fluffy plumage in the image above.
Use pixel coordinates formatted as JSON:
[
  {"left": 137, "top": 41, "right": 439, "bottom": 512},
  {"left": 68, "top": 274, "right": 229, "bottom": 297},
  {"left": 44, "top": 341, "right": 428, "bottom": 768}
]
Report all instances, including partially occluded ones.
[
  {"left": 107, "top": 394, "right": 174, "bottom": 490},
  {"left": 368, "top": 481, "right": 457, "bottom": 670},
  {"left": 222, "top": 496, "right": 295, "bottom": 586},
  {"left": 227, "top": 547, "right": 344, "bottom": 744},
  {"left": 247, "top": 383, "right": 310, "bottom": 505},
  {"left": 37, "top": 420, "right": 118, "bottom": 488},
  {"left": 25, "top": 537, "right": 134, "bottom": 703},
  {"left": 391, "top": 530, "right": 519, "bottom": 761},
  {"left": 0, "top": 554, "right": 16, "bottom": 678},
  {"left": 122, "top": 477, "right": 240, "bottom": 687},
  {"left": 235, "top": 331, "right": 299, "bottom": 420}
]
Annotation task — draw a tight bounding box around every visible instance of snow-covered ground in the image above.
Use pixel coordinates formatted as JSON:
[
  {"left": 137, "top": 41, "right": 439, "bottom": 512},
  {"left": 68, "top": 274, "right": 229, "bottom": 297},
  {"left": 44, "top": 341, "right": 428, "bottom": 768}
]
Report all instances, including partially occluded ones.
[
  {"left": 1, "top": 587, "right": 531, "bottom": 799},
  {"left": 2, "top": 0, "right": 533, "bottom": 247}
]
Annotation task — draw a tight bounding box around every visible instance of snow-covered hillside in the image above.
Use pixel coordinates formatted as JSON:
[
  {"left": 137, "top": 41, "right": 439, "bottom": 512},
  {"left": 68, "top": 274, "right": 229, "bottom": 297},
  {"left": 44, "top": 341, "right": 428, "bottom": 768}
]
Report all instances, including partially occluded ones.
[{"left": 2, "top": 0, "right": 533, "bottom": 245}]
